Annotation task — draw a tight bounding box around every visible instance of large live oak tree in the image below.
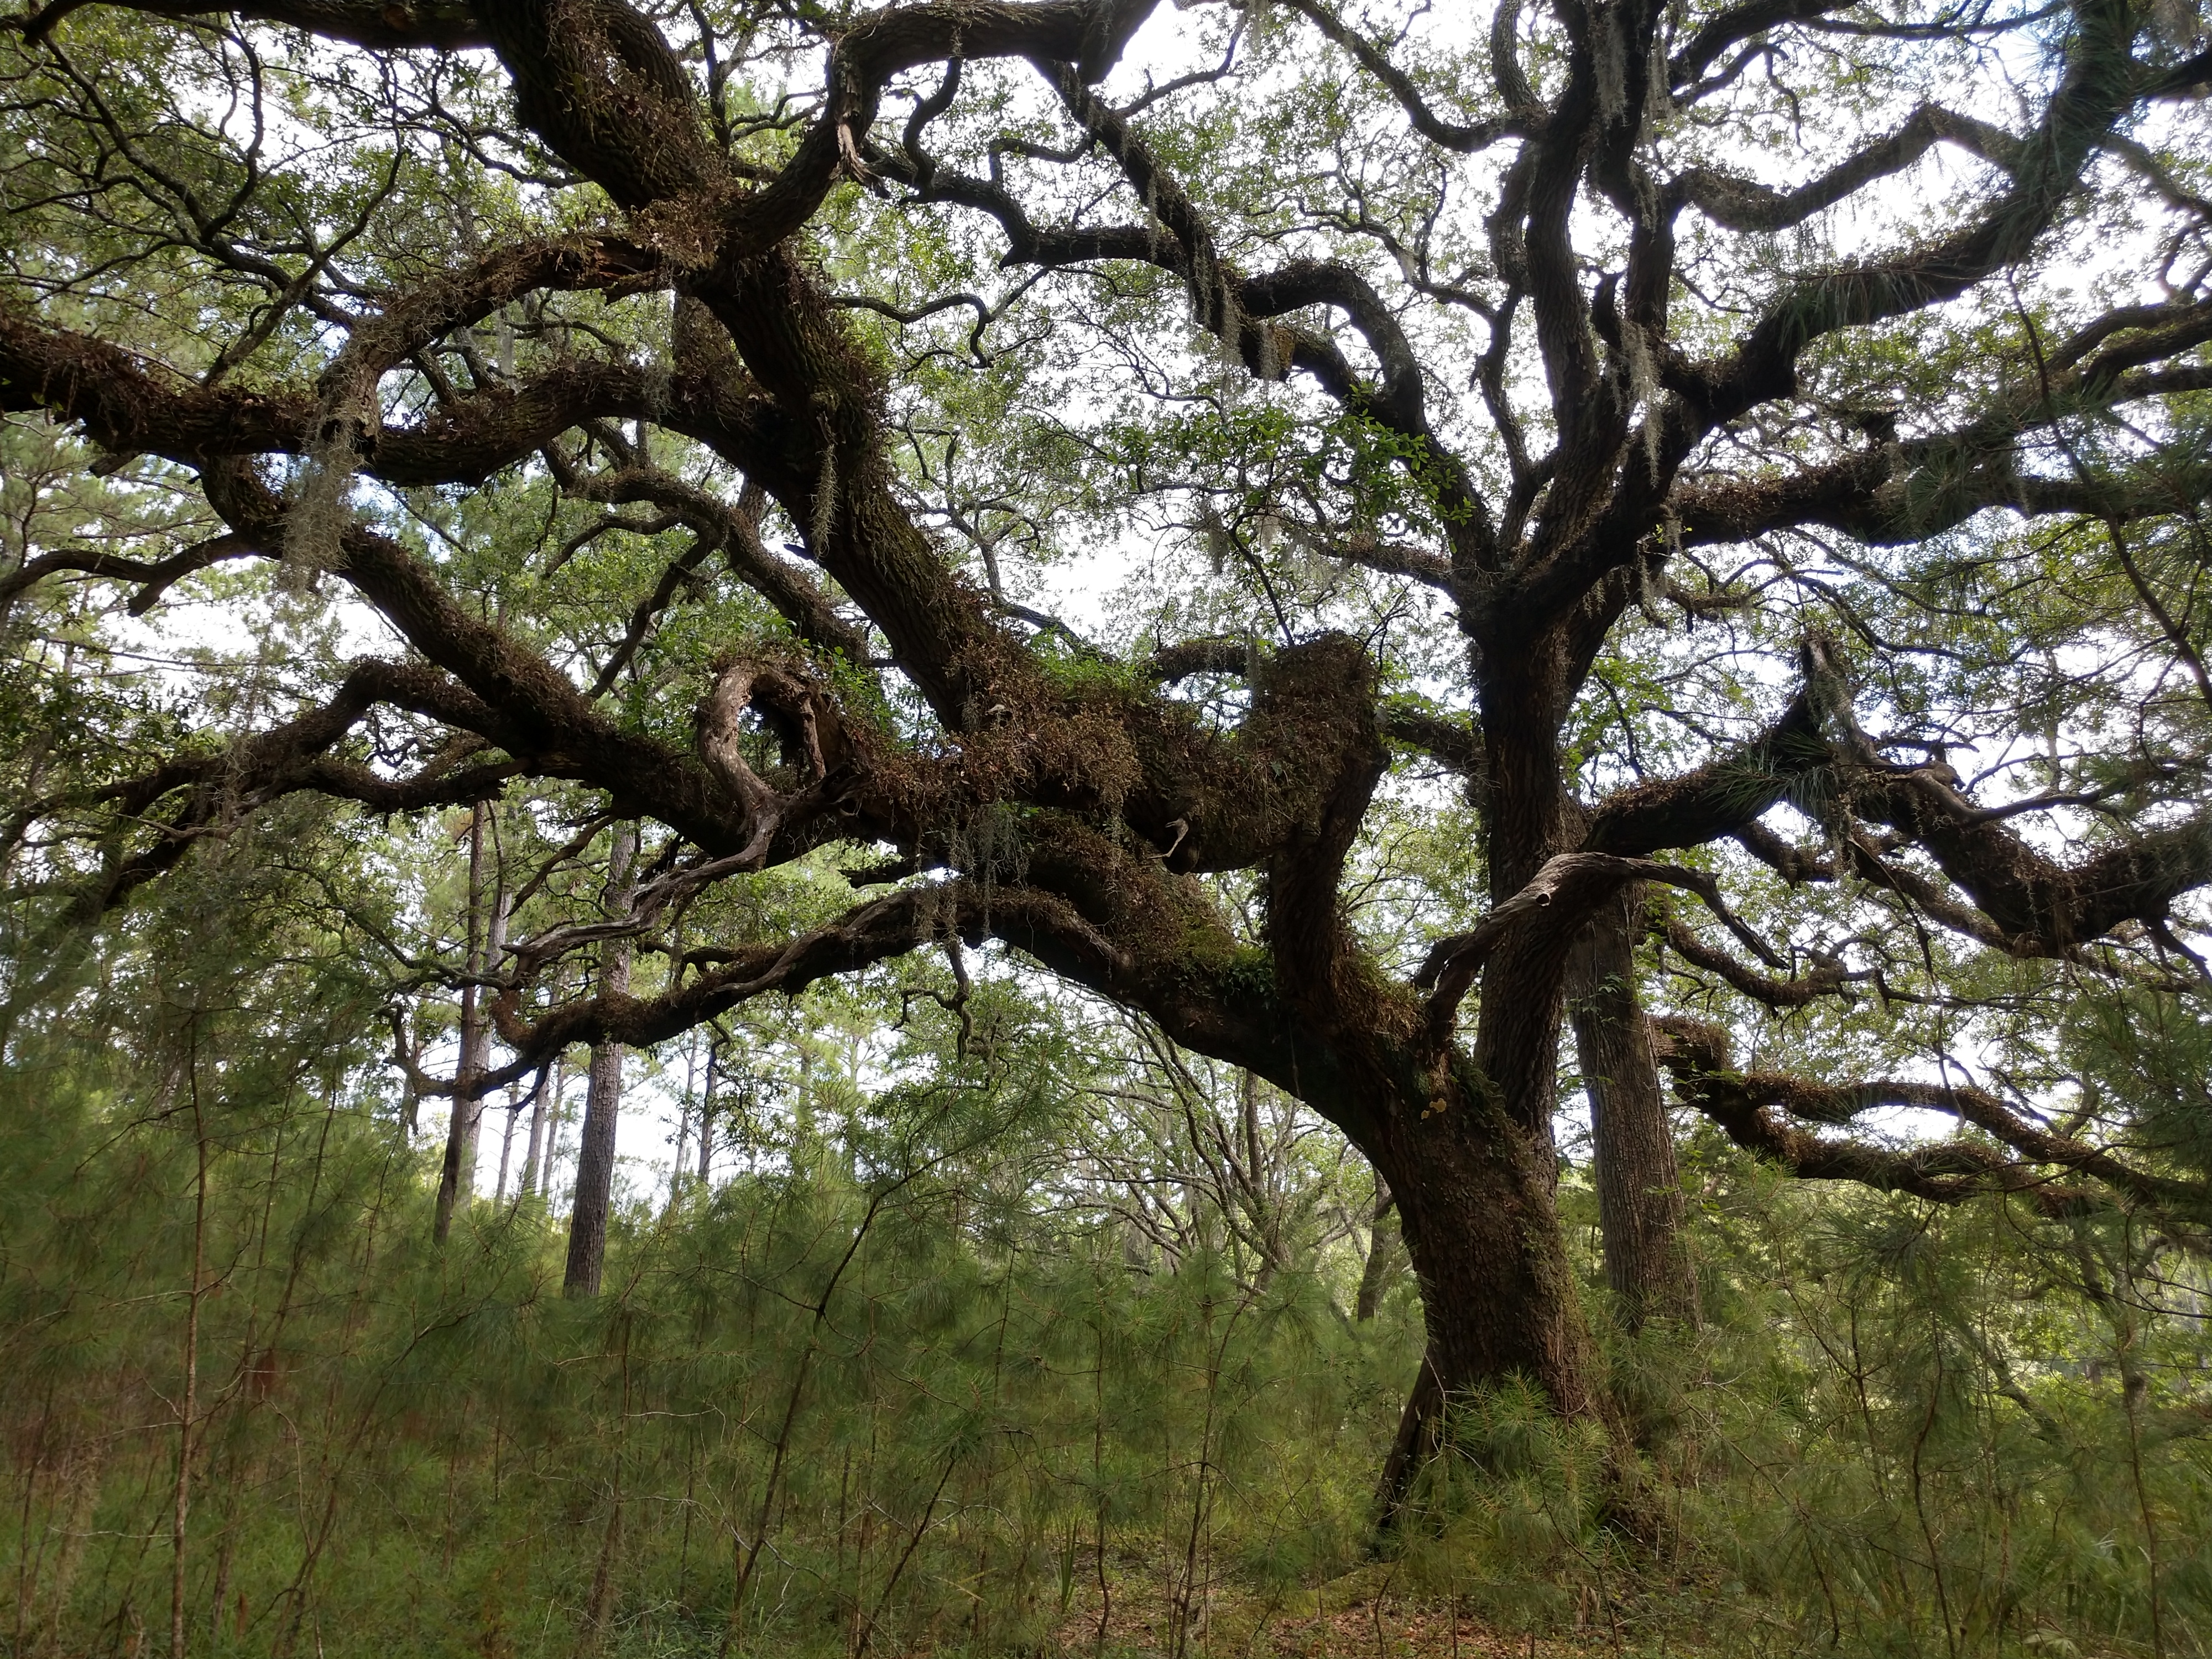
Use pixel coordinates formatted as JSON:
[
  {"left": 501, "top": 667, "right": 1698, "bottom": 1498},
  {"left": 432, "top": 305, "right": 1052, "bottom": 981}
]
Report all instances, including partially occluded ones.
[{"left": 6, "top": 0, "right": 2212, "bottom": 1506}]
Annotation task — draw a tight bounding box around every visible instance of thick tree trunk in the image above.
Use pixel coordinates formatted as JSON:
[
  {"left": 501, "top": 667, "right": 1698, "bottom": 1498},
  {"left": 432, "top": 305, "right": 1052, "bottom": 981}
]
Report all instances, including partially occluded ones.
[
  {"left": 1368, "top": 1064, "right": 1598, "bottom": 1520},
  {"left": 1567, "top": 886, "right": 1698, "bottom": 1331},
  {"left": 565, "top": 822, "right": 637, "bottom": 1297},
  {"left": 1363, "top": 645, "right": 1605, "bottom": 1520}
]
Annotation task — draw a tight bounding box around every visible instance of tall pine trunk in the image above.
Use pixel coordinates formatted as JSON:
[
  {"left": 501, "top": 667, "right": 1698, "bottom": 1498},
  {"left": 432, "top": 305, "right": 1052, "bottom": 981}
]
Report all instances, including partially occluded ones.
[
  {"left": 1568, "top": 886, "right": 1697, "bottom": 1330},
  {"left": 696, "top": 1042, "right": 716, "bottom": 1187},
  {"left": 1354, "top": 1177, "right": 1400, "bottom": 1322},
  {"left": 493, "top": 1084, "right": 520, "bottom": 1205},
  {"left": 565, "top": 822, "right": 637, "bottom": 1296},
  {"left": 434, "top": 803, "right": 488, "bottom": 1241},
  {"left": 666, "top": 1032, "right": 700, "bottom": 1214},
  {"left": 517, "top": 1066, "right": 550, "bottom": 1207}
]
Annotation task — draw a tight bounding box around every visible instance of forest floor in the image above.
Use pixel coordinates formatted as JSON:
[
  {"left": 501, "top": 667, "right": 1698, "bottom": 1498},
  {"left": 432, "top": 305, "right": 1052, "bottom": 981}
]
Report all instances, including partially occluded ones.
[{"left": 1042, "top": 1563, "right": 1620, "bottom": 1658}]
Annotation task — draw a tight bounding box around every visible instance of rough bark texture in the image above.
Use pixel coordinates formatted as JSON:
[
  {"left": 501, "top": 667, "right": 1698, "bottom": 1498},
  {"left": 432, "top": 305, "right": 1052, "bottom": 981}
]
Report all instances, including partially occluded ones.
[
  {"left": 565, "top": 823, "right": 637, "bottom": 1298},
  {"left": 434, "top": 802, "right": 489, "bottom": 1243},
  {"left": 1354, "top": 1180, "right": 1401, "bottom": 1322},
  {"left": 696, "top": 1044, "right": 716, "bottom": 1187},
  {"left": 518, "top": 1069, "right": 549, "bottom": 1209},
  {"left": 1568, "top": 887, "right": 1698, "bottom": 1331},
  {"left": 1363, "top": 1067, "right": 1599, "bottom": 1522}
]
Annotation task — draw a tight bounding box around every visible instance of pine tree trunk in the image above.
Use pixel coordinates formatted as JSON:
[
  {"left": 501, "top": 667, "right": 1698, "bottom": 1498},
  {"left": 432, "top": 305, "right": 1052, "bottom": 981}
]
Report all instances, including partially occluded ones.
[
  {"left": 518, "top": 1067, "right": 549, "bottom": 1206},
  {"left": 1567, "top": 886, "right": 1697, "bottom": 1331},
  {"left": 434, "top": 803, "right": 488, "bottom": 1242},
  {"left": 1354, "top": 1178, "right": 1400, "bottom": 1322},
  {"left": 696, "top": 1043, "right": 715, "bottom": 1187},
  {"left": 437, "top": 806, "right": 512, "bottom": 1240},
  {"left": 565, "top": 822, "right": 637, "bottom": 1297},
  {"left": 493, "top": 1087, "right": 519, "bottom": 1206},
  {"left": 536, "top": 1006, "right": 572, "bottom": 1201},
  {"left": 667, "top": 1033, "right": 698, "bottom": 1214},
  {"left": 399, "top": 1009, "right": 425, "bottom": 1140}
]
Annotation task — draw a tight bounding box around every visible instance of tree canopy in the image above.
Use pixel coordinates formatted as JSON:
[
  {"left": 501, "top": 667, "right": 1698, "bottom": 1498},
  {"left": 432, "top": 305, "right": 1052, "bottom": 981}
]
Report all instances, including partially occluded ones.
[{"left": 5, "top": 0, "right": 2212, "bottom": 1527}]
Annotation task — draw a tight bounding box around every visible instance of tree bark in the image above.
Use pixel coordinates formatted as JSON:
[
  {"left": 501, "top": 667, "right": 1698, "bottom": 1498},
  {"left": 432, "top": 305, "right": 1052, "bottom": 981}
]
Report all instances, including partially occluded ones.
[
  {"left": 9, "top": 0, "right": 2196, "bottom": 1553},
  {"left": 1387, "top": 1081, "right": 1596, "bottom": 1392},
  {"left": 665, "top": 1032, "right": 701, "bottom": 1216},
  {"left": 434, "top": 801, "right": 489, "bottom": 1241},
  {"left": 1567, "top": 885, "right": 1698, "bottom": 1331},
  {"left": 565, "top": 822, "right": 637, "bottom": 1297},
  {"left": 1362, "top": 644, "right": 1608, "bottom": 1520},
  {"left": 398, "top": 1007, "right": 425, "bottom": 1140},
  {"left": 697, "top": 1041, "right": 715, "bottom": 1187},
  {"left": 541, "top": 1047, "right": 571, "bottom": 1200},
  {"left": 517, "top": 1066, "right": 549, "bottom": 1207},
  {"left": 1366, "top": 1073, "right": 1597, "bottom": 1520},
  {"left": 1354, "top": 1177, "right": 1400, "bottom": 1322}
]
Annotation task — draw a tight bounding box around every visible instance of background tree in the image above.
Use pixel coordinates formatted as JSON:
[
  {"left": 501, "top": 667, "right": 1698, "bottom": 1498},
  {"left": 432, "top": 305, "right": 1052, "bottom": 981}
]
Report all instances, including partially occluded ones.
[
  {"left": 564, "top": 818, "right": 635, "bottom": 1293},
  {"left": 4, "top": 0, "right": 2211, "bottom": 1516}
]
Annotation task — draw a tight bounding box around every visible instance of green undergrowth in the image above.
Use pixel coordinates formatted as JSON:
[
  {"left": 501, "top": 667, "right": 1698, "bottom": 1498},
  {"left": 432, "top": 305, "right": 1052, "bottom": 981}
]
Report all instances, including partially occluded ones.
[{"left": 1, "top": 1042, "right": 2207, "bottom": 1659}]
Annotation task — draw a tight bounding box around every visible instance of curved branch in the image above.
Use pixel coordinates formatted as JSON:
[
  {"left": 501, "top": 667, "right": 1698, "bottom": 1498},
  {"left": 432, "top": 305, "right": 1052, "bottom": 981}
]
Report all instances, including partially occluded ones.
[
  {"left": 587, "top": 530, "right": 722, "bottom": 696},
  {"left": 12, "top": 0, "right": 487, "bottom": 48},
  {"left": 952, "top": 65, "right": 1502, "bottom": 570},
  {"left": 1667, "top": 0, "right": 1856, "bottom": 90},
  {"left": 1585, "top": 686, "right": 1822, "bottom": 856},
  {"left": 1653, "top": 1015, "right": 2195, "bottom": 1211},
  {"left": 1416, "top": 851, "right": 1782, "bottom": 1036},
  {"left": 1674, "top": 324, "right": 2212, "bottom": 549},
  {"left": 21, "top": 658, "right": 503, "bottom": 926},
  {"left": 198, "top": 463, "right": 765, "bottom": 858},
  {"left": 1380, "top": 705, "right": 1481, "bottom": 774},
  {"left": 1850, "top": 772, "right": 2212, "bottom": 953},
  {"left": 1678, "top": 105, "right": 2020, "bottom": 233},
  {"left": 0, "top": 533, "right": 257, "bottom": 617},
  {"left": 0, "top": 294, "right": 800, "bottom": 503},
  {"left": 472, "top": 885, "right": 952, "bottom": 1088},
  {"left": 564, "top": 467, "right": 869, "bottom": 661},
  {"left": 1275, "top": 0, "right": 1522, "bottom": 153},
  {"left": 1692, "top": 0, "right": 2143, "bottom": 427},
  {"left": 1657, "top": 915, "right": 1858, "bottom": 1007}
]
